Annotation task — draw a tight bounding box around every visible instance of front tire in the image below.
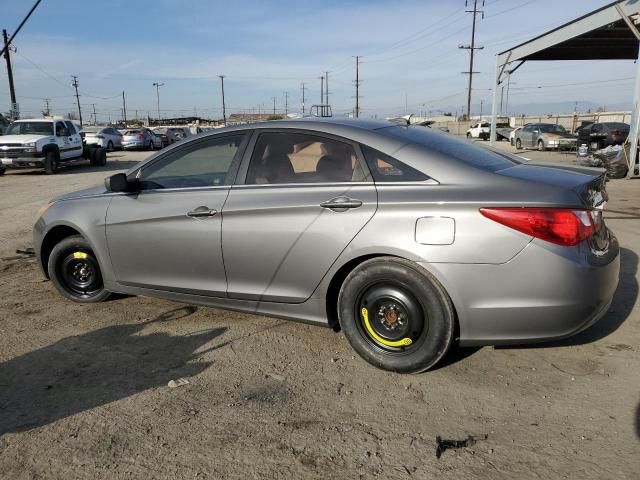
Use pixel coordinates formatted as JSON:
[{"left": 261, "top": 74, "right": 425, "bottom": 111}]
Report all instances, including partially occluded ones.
[
  {"left": 44, "top": 150, "right": 59, "bottom": 175},
  {"left": 107, "top": 140, "right": 114, "bottom": 151},
  {"left": 338, "top": 257, "right": 455, "bottom": 373},
  {"left": 48, "top": 235, "right": 111, "bottom": 303},
  {"left": 515, "top": 138, "right": 522, "bottom": 149},
  {"left": 537, "top": 139, "right": 546, "bottom": 151}
]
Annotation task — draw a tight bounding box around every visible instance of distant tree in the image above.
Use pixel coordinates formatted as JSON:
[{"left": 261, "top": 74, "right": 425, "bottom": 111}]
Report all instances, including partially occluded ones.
[
  {"left": 596, "top": 106, "right": 605, "bottom": 113},
  {"left": 458, "top": 114, "right": 469, "bottom": 122},
  {"left": 267, "top": 115, "right": 283, "bottom": 120},
  {"left": 67, "top": 112, "right": 78, "bottom": 120},
  {"left": 443, "top": 112, "right": 453, "bottom": 116}
]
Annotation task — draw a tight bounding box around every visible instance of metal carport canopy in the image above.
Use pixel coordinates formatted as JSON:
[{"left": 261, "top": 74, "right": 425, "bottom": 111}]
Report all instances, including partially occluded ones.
[{"left": 489, "top": 0, "right": 640, "bottom": 178}]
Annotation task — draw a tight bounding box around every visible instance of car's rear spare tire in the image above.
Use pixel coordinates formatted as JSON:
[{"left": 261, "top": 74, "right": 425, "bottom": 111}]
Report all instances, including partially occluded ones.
[
  {"left": 338, "top": 257, "right": 455, "bottom": 373},
  {"left": 48, "top": 235, "right": 111, "bottom": 303}
]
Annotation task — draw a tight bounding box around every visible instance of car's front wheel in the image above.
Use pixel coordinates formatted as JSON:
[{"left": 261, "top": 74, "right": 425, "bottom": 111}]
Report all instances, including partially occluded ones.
[
  {"left": 48, "top": 235, "right": 111, "bottom": 303},
  {"left": 537, "top": 139, "right": 546, "bottom": 151},
  {"left": 515, "top": 138, "right": 522, "bottom": 149},
  {"left": 338, "top": 257, "right": 455, "bottom": 373}
]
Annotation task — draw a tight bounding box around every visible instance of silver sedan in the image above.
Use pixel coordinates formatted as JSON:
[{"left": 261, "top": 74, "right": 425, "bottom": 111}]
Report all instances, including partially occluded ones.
[{"left": 33, "top": 119, "right": 619, "bottom": 373}]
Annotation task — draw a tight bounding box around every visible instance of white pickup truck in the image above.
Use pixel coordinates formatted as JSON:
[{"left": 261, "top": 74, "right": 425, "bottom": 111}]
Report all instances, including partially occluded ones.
[
  {"left": 466, "top": 121, "right": 491, "bottom": 140},
  {"left": 0, "top": 118, "right": 105, "bottom": 175}
]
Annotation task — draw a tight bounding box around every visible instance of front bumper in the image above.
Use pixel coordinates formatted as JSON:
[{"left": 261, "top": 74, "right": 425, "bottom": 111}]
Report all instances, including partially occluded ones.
[
  {"left": 422, "top": 233, "right": 620, "bottom": 346},
  {"left": 546, "top": 141, "right": 576, "bottom": 150},
  {"left": 1, "top": 153, "right": 45, "bottom": 169}
]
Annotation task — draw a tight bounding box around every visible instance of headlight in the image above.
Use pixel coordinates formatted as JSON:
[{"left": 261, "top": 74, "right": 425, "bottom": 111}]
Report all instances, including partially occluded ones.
[{"left": 24, "top": 142, "right": 36, "bottom": 153}]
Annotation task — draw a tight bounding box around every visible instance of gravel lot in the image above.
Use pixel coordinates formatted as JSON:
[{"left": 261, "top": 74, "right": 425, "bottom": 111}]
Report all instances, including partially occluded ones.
[{"left": 0, "top": 143, "right": 638, "bottom": 479}]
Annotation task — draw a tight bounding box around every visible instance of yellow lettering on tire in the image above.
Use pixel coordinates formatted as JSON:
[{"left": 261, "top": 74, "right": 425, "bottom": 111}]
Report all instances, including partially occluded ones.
[
  {"left": 361, "top": 307, "right": 412, "bottom": 347},
  {"left": 72, "top": 252, "right": 88, "bottom": 260}
]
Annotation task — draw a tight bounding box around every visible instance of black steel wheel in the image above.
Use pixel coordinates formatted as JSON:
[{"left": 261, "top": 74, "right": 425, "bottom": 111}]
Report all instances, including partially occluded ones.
[
  {"left": 355, "top": 283, "right": 425, "bottom": 353},
  {"left": 48, "top": 235, "right": 111, "bottom": 303},
  {"left": 338, "top": 257, "right": 455, "bottom": 373},
  {"left": 44, "top": 150, "right": 59, "bottom": 175}
]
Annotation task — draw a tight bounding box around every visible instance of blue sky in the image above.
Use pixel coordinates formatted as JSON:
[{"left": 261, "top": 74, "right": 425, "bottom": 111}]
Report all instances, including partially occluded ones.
[{"left": 0, "top": 0, "right": 635, "bottom": 121}]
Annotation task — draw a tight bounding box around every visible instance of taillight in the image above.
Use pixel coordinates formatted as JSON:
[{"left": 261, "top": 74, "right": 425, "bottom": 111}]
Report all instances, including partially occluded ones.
[
  {"left": 610, "top": 129, "right": 620, "bottom": 136},
  {"left": 479, "top": 207, "right": 597, "bottom": 246},
  {"left": 138, "top": 135, "right": 144, "bottom": 140}
]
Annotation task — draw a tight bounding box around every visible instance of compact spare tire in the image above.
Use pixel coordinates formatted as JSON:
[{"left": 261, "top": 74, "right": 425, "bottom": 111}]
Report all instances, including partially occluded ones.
[
  {"left": 338, "top": 257, "right": 455, "bottom": 373},
  {"left": 48, "top": 235, "right": 111, "bottom": 303}
]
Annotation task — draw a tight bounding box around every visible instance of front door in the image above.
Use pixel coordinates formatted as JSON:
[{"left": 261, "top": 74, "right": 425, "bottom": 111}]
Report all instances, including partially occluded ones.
[
  {"left": 106, "top": 133, "right": 248, "bottom": 296},
  {"left": 222, "top": 130, "right": 377, "bottom": 303}
]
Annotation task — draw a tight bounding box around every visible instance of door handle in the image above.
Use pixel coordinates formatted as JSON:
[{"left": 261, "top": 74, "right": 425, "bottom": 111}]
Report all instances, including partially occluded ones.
[
  {"left": 187, "top": 206, "right": 217, "bottom": 218},
  {"left": 320, "top": 196, "right": 363, "bottom": 211}
]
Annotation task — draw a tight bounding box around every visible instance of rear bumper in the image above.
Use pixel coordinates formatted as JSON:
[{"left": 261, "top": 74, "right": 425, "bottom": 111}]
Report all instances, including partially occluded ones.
[
  {"left": 420, "top": 234, "right": 620, "bottom": 346},
  {"left": 122, "top": 141, "right": 146, "bottom": 149}
]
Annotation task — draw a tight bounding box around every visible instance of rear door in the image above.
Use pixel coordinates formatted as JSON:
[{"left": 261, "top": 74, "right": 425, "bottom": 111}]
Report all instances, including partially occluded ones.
[
  {"left": 105, "top": 132, "right": 249, "bottom": 296},
  {"left": 221, "top": 130, "right": 377, "bottom": 303}
]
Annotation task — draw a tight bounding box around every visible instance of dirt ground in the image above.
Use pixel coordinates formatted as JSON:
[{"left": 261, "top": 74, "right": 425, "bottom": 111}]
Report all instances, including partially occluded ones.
[{"left": 0, "top": 144, "right": 638, "bottom": 479}]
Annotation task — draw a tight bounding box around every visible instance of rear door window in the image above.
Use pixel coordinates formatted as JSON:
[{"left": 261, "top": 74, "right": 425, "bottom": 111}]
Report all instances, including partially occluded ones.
[{"left": 245, "top": 132, "right": 368, "bottom": 184}]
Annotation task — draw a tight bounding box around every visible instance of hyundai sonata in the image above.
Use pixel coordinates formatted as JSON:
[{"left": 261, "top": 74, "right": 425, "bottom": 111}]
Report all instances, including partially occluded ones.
[{"left": 34, "top": 119, "right": 619, "bottom": 372}]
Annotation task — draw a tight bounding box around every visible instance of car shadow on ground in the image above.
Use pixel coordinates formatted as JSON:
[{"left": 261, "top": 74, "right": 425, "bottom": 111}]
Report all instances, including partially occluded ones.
[
  {"left": 498, "top": 247, "right": 638, "bottom": 349},
  {"left": 0, "top": 306, "right": 225, "bottom": 436},
  {"left": 636, "top": 401, "right": 640, "bottom": 439}
]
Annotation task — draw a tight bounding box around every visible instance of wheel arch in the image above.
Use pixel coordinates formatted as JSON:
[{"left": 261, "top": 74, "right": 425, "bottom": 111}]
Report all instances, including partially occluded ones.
[
  {"left": 39, "top": 224, "right": 82, "bottom": 278},
  {"left": 324, "top": 253, "right": 460, "bottom": 340},
  {"left": 41, "top": 143, "right": 60, "bottom": 155}
]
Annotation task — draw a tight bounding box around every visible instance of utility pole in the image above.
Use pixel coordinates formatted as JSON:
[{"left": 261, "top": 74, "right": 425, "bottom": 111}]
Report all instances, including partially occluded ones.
[
  {"left": 71, "top": 75, "right": 83, "bottom": 127},
  {"left": 122, "top": 91, "right": 127, "bottom": 125},
  {"left": 325, "top": 71, "right": 329, "bottom": 107},
  {"left": 152, "top": 81, "right": 164, "bottom": 123},
  {"left": 272, "top": 96, "right": 276, "bottom": 115},
  {"left": 0, "top": 0, "right": 42, "bottom": 58},
  {"left": 91, "top": 103, "right": 96, "bottom": 125},
  {"left": 320, "top": 75, "right": 324, "bottom": 105},
  {"left": 284, "top": 91, "right": 289, "bottom": 115},
  {"left": 218, "top": 75, "right": 227, "bottom": 126},
  {"left": 300, "top": 82, "right": 307, "bottom": 114},
  {"left": 459, "top": 0, "right": 484, "bottom": 119},
  {"left": 353, "top": 55, "right": 361, "bottom": 118},
  {"left": 43, "top": 98, "right": 50, "bottom": 116},
  {"left": 3, "top": 30, "right": 17, "bottom": 119}
]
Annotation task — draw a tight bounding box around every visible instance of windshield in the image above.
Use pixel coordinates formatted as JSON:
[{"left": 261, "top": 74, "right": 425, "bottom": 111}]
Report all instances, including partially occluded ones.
[
  {"left": 5, "top": 121, "right": 53, "bottom": 136},
  {"left": 539, "top": 124, "right": 566, "bottom": 133},
  {"left": 382, "top": 125, "right": 519, "bottom": 172}
]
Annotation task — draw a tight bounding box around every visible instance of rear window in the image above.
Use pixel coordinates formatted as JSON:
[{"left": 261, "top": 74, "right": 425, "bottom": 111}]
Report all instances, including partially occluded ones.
[
  {"left": 381, "top": 125, "right": 518, "bottom": 172},
  {"left": 539, "top": 124, "right": 566, "bottom": 133},
  {"left": 124, "top": 130, "right": 142, "bottom": 135},
  {"left": 603, "top": 122, "right": 629, "bottom": 130}
]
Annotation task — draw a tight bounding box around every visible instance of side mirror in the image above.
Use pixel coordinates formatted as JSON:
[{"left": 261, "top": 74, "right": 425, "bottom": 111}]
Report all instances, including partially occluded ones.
[{"left": 105, "top": 173, "right": 131, "bottom": 192}]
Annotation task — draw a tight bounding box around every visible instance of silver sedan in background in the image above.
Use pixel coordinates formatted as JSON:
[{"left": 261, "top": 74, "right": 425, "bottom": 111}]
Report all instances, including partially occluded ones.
[
  {"left": 33, "top": 119, "right": 619, "bottom": 373},
  {"left": 121, "top": 128, "right": 162, "bottom": 150},
  {"left": 81, "top": 126, "right": 123, "bottom": 151}
]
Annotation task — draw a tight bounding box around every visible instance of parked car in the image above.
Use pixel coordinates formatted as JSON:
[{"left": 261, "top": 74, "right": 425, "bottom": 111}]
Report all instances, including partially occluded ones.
[
  {"left": 466, "top": 122, "right": 490, "bottom": 140},
  {"left": 81, "top": 126, "right": 123, "bottom": 151},
  {"left": 0, "top": 113, "right": 10, "bottom": 135},
  {"left": 576, "top": 122, "right": 630, "bottom": 150},
  {"left": 34, "top": 119, "right": 619, "bottom": 373},
  {"left": 121, "top": 128, "right": 160, "bottom": 150},
  {"left": 151, "top": 127, "right": 178, "bottom": 147},
  {"left": 1, "top": 118, "right": 105, "bottom": 175},
  {"left": 167, "top": 126, "right": 191, "bottom": 141},
  {"left": 509, "top": 126, "right": 523, "bottom": 146},
  {"left": 514, "top": 123, "right": 577, "bottom": 151}
]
